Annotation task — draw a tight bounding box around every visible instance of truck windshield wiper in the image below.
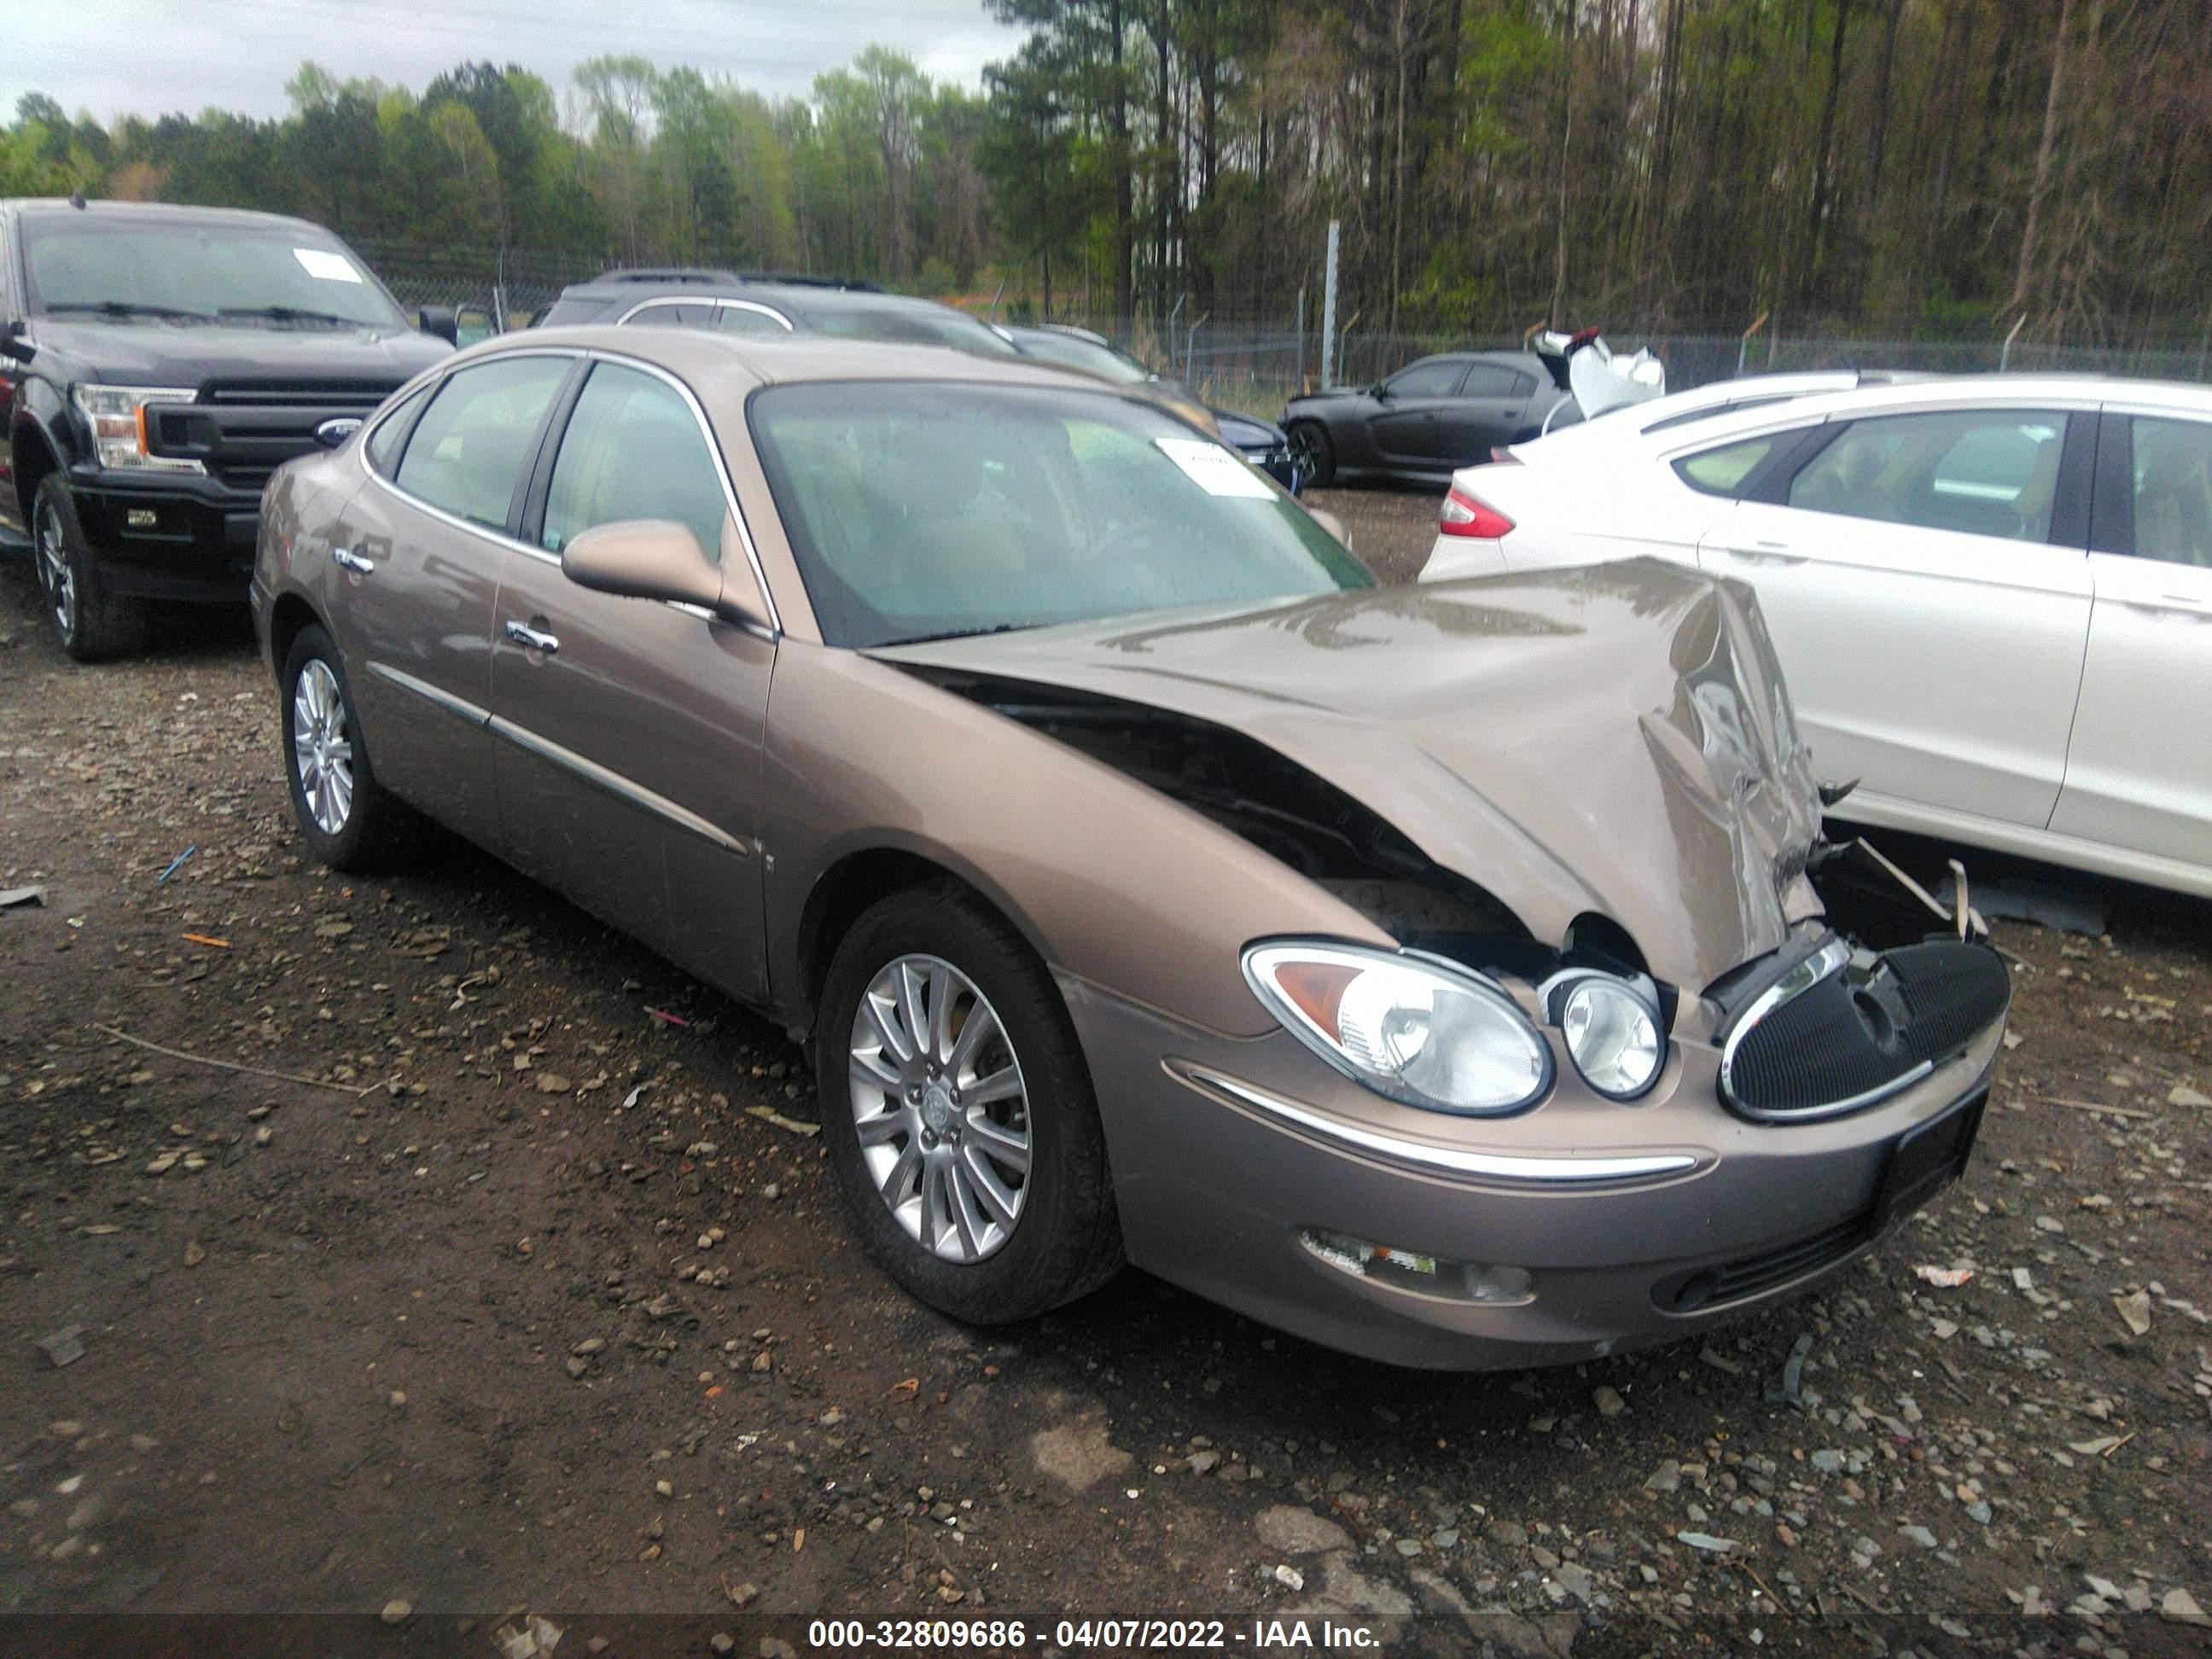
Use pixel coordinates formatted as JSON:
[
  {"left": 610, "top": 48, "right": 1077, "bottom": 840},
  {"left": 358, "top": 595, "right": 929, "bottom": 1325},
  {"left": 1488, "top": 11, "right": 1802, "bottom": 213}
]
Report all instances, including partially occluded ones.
[
  {"left": 44, "top": 300, "right": 215, "bottom": 323},
  {"left": 218, "top": 305, "right": 367, "bottom": 328}
]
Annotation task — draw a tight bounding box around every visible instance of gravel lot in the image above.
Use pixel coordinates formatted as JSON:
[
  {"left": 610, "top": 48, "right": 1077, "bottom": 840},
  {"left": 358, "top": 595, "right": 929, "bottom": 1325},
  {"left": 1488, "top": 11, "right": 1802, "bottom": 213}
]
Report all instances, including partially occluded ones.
[{"left": 2, "top": 492, "right": 2209, "bottom": 1653}]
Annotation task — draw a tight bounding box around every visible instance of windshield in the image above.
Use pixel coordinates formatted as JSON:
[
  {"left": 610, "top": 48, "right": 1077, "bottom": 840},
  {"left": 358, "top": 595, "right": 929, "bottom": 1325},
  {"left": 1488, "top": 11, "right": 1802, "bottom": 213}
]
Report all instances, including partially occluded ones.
[
  {"left": 1013, "top": 330, "right": 1152, "bottom": 385},
  {"left": 23, "top": 218, "right": 408, "bottom": 329},
  {"left": 751, "top": 382, "right": 1370, "bottom": 649},
  {"left": 793, "top": 300, "right": 1016, "bottom": 358}
]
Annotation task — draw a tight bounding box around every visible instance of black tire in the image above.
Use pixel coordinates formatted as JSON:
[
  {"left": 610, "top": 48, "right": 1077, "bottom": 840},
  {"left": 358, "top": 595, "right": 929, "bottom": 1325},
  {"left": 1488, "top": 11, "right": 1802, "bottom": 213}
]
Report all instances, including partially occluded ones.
[
  {"left": 816, "top": 882, "right": 1123, "bottom": 1324},
  {"left": 280, "top": 623, "right": 411, "bottom": 872},
  {"left": 1288, "top": 421, "right": 1336, "bottom": 488},
  {"left": 32, "top": 476, "right": 146, "bottom": 662}
]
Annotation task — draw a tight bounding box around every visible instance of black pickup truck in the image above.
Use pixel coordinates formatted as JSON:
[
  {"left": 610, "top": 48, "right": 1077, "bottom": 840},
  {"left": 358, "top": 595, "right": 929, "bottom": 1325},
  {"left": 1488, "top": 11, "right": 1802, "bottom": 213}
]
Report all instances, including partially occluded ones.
[{"left": 1, "top": 198, "right": 454, "bottom": 660}]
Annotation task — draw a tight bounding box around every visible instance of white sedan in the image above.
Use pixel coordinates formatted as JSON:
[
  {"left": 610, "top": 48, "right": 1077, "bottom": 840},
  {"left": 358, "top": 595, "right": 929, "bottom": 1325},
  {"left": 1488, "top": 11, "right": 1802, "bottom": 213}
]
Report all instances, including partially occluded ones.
[{"left": 1422, "top": 375, "right": 2212, "bottom": 899}]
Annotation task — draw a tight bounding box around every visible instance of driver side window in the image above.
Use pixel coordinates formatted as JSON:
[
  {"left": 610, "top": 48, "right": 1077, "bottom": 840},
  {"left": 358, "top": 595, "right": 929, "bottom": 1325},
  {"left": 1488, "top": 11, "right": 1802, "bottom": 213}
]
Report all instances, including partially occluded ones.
[
  {"left": 541, "top": 361, "right": 729, "bottom": 562},
  {"left": 1384, "top": 359, "right": 1466, "bottom": 399}
]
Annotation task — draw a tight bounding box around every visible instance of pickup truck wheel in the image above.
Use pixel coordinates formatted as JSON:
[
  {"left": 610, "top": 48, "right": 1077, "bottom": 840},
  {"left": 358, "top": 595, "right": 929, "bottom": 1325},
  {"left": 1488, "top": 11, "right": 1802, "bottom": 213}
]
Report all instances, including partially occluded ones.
[
  {"left": 1287, "top": 421, "right": 1336, "bottom": 488},
  {"left": 281, "top": 624, "right": 410, "bottom": 872},
  {"left": 818, "top": 882, "right": 1123, "bottom": 1324},
  {"left": 34, "top": 478, "right": 146, "bottom": 662}
]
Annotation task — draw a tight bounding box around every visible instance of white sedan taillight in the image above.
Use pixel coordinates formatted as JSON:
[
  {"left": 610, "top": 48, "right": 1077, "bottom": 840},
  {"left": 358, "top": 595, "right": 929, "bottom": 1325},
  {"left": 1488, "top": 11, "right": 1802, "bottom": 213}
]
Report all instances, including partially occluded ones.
[{"left": 1439, "top": 486, "right": 1515, "bottom": 539}]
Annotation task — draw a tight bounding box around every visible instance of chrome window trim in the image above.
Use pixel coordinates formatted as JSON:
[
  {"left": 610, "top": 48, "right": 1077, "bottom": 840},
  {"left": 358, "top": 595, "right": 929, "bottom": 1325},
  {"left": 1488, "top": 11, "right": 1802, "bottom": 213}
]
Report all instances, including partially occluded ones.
[
  {"left": 614, "top": 294, "right": 795, "bottom": 332},
  {"left": 358, "top": 345, "right": 783, "bottom": 637},
  {"left": 1170, "top": 1062, "right": 1700, "bottom": 1185},
  {"left": 361, "top": 347, "right": 580, "bottom": 485},
  {"left": 712, "top": 299, "right": 794, "bottom": 331},
  {"left": 486, "top": 712, "right": 750, "bottom": 858}
]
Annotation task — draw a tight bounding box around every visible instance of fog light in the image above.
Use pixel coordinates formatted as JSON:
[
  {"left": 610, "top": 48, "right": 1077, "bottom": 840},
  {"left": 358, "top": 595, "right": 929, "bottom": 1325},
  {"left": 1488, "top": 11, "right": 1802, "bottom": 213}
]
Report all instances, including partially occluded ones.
[
  {"left": 126, "top": 508, "right": 158, "bottom": 529},
  {"left": 1298, "top": 1228, "right": 1533, "bottom": 1304}
]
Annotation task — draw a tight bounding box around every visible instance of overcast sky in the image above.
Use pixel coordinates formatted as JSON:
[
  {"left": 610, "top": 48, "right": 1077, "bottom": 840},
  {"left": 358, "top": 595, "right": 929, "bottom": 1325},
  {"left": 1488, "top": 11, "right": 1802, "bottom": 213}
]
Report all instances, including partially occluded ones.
[{"left": 5, "top": 0, "right": 1030, "bottom": 124}]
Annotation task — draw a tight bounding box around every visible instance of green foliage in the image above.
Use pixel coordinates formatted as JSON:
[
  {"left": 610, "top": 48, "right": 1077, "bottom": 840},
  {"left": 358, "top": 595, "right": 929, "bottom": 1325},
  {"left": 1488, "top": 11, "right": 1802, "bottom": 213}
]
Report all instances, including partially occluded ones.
[{"left": 4, "top": 1, "right": 2206, "bottom": 341}]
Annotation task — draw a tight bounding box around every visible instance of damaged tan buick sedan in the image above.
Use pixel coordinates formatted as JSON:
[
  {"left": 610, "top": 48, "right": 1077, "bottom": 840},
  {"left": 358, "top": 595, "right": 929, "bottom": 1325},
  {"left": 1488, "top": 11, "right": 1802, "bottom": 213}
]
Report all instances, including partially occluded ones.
[{"left": 253, "top": 329, "right": 2011, "bottom": 1369}]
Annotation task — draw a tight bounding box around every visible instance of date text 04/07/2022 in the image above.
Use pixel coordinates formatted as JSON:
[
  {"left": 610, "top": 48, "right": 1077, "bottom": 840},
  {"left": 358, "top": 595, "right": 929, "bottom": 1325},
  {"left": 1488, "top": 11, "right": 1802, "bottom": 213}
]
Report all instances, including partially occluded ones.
[{"left": 804, "top": 1617, "right": 1389, "bottom": 1650}]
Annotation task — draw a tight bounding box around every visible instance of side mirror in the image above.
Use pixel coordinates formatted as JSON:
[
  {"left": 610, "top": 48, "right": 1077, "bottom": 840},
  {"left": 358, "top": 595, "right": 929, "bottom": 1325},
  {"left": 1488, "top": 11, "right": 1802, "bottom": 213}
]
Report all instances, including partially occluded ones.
[
  {"left": 416, "top": 305, "right": 459, "bottom": 346},
  {"left": 1308, "top": 508, "right": 1350, "bottom": 548},
  {"left": 0, "top": 319, "right": 34, "bottom": 364},
  {"left": 560, "top": 519, "right": 764, "bottom": 628},
  {"left": 1369, "top": 381, "right": 1388, "bottom": 399}
]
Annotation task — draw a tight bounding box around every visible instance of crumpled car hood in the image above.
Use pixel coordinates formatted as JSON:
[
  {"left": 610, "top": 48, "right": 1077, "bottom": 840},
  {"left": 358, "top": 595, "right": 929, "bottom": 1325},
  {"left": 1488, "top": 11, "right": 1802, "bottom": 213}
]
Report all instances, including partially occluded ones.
[{"left": 876, "top": 561, "right": 1827, "bottom": 990}]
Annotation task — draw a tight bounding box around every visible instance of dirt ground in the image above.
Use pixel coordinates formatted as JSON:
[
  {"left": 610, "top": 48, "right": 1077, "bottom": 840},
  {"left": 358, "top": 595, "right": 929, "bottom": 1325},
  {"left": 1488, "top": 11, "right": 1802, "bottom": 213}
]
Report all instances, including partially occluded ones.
[{"left": 2, "top": 488, "right": 2209, "bottom": 1655}]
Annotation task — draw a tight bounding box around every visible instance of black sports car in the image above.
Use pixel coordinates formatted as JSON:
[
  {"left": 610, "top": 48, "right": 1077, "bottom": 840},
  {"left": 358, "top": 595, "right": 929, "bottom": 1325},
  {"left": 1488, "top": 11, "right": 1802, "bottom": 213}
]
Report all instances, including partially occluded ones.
[
  {"left": 1211, "top": 407, "right": 1301, "bottom": 493},
  {"left": 1281, "top": 351, "right": 1575, "bottom": 486}
]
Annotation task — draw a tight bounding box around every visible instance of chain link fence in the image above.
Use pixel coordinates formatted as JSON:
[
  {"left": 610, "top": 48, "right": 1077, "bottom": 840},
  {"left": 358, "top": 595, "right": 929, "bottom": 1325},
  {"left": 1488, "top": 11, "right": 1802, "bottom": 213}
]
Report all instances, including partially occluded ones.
[
  {"left": 347, "top": 241, "right": 2212, "bottom": 413},
  {"left": 356, "top": 240, "right": 613, "bottom": 335},
  {"left": 1088, "top": 320, "right": 2212, "bottom": 418}
]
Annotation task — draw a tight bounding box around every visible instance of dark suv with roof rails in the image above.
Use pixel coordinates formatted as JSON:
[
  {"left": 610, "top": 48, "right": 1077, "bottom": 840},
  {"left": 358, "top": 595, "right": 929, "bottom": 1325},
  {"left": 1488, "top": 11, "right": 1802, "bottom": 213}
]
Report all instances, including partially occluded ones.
[
  {"left": 537, "top": 267, "right": 1016, "bottom": 358},
  {"left": 1, "top": 197, "right": 454, "bottom": 660}
]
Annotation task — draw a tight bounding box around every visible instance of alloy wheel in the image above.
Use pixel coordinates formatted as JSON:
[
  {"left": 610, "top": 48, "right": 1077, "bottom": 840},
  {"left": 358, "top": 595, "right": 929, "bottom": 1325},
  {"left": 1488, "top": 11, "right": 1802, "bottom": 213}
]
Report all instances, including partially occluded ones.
[
  {"left": 35, "top": 498, "right": 75, "bottom": 641},
  {"left": 292, "top": 659, "right": 356, "bottom": 835},
  {"left": 847, "top": 953, "right": 1031, "bottom": 1264}
]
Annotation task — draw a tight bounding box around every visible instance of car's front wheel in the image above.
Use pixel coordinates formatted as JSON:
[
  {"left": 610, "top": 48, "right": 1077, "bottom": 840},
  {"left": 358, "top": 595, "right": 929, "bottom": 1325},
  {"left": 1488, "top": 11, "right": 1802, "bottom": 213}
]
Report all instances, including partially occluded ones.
[
  {"left": 1287, "top": 421, "right": 1336, "bottom": 488},
  {"left": 281, "top": 624, "right": 410, "bottom": 872},
  {"left": 33, "top": 477, "right": 146, "bottom": 662},
  {"left": 818, "top": 882, "right": 1122, "bottom": 1324}
]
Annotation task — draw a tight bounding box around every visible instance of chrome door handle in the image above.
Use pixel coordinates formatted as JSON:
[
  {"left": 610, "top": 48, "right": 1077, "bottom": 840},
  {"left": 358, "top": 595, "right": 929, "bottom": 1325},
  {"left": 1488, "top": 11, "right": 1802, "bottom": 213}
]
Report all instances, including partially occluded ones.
[
  {"left": 1720, "top": 545, "right": 1804, "bottom": 568},
  {"left": 504, "top": 620, "right": 560, "bottom": 655},
  {"left": 332, "top": 546, "right": 374, "bottom": 574}
]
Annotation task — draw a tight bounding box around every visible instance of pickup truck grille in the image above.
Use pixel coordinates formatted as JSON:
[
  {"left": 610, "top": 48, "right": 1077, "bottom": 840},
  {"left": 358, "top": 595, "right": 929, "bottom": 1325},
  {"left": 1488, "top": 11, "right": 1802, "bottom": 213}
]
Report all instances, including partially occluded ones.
[
  {"left": 201, "top": 380, "right": 399, "bottom": 411},
  {"left": 147, "top": 381, "right": 404, "bottom": 492}
]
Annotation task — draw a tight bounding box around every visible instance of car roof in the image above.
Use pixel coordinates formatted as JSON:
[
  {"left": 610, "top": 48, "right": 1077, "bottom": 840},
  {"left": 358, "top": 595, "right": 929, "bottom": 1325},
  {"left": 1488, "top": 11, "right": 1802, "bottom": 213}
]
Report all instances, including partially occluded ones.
[
  {"left": 4, "top": 197, "right": 338, "bottom": 236},
  {"left": 1641, "top": 372, "right": 2212, "bottom": 457},
  {"left": 556, "top": 276, "right": 945, "bottom": 315},
  {"left": 456, "top": 323, "right": 1114, "bottom": 399}
]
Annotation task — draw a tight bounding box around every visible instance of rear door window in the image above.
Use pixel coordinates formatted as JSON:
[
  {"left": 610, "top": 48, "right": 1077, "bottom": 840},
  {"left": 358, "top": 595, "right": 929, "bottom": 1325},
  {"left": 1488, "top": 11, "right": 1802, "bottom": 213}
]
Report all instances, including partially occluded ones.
[
  {"left": 365, "top": 383, "right": 433, "bottom": 475},
  {"left": 1786, "top": 410, "right": 2069, "bottom": 541},
  {"left": 622, "top": 300, "right": 712, "bottom": 329},
  {"left": 713, "top": 303, "right": 790, "bottom": 335},
  {"left": 1458, "top": 364, "right": 1530, "bottom": 399},
  {"left": 392, "top": 355, "right": 569, "bottom": 533},
  {"left": 1675, "top": 434, "right": 1779, "bottom": 498}
]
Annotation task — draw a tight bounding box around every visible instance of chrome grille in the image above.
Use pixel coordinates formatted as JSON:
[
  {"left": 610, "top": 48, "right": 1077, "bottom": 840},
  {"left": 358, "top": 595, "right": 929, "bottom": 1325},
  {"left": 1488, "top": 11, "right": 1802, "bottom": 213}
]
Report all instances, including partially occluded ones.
[{"left": 1720, "top": 939, "right": 2011, "bottom": 1121}]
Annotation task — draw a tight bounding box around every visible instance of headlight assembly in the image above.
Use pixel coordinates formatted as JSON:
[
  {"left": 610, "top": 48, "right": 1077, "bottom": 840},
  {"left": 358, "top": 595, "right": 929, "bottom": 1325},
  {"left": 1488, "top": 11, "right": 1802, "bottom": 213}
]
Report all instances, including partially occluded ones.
[
  {"left": 73, "top": 384, "right": 203, "bottom": 474},
  {"left": 1545, "top": 970, "right": 1665, "bottom": 1100},
  {"left": 1243, "top": 942, "right": 1553, "bottom": 1115}
]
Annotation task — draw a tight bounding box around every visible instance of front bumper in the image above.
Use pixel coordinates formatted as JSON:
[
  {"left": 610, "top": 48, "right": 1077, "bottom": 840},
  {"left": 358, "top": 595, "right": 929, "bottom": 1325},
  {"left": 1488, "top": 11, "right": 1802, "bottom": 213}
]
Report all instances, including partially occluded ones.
[
  {"left": 1061, "top": 971, "right": 2006, "bottom": 1371},
  {"left": 69, "top": 465, "right": 263, "bottom": 602}
]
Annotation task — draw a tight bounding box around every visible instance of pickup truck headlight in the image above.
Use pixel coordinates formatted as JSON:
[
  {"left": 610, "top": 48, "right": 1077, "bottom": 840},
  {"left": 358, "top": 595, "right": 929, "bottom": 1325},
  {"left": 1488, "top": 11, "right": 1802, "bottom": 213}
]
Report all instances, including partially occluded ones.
[
  {"left": 73, "top": 384, "right": 204, "bottom": 474},
  {"left": 1243, "top": 942, "right": 1553, "bottom": 1115}
]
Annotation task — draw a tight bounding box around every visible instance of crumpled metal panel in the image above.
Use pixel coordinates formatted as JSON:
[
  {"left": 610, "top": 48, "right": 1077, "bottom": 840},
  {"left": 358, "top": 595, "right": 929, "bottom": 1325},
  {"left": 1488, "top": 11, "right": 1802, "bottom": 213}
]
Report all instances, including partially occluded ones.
[{"left": 878, "top": 560, "right": 1826, "bottom": 990}]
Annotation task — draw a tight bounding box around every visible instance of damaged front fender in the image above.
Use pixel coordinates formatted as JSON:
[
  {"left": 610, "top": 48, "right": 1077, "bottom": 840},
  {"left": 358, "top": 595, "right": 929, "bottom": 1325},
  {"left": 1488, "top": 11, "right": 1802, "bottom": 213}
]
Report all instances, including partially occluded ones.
[{"left": 877, "top": 563, "right": 1829, "bottom": 995}]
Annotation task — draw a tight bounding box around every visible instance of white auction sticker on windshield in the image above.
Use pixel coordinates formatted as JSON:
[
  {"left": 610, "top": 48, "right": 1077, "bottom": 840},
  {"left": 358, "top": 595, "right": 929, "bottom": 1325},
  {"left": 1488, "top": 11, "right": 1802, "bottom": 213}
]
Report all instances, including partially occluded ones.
[
  {"left": 1155, "top": 437, "right": 1275, "bottom": 498},
  {"left": 294, "top": 247, "right": 365, "bottom": 283}
]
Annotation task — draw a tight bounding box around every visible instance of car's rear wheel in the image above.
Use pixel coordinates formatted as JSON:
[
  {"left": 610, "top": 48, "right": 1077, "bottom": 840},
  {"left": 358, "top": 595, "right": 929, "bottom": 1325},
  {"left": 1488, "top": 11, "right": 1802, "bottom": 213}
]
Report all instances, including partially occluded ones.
[
  {"left": 34, "top": 478, "right": 146, "bottom": 662},
  {"left": 281, "top": 624, "right": 410, "bottom": 872},
  {"left": 818, "top": 882, "right": 1122, "bottom": 1324},
  {"left": 1287, "top": 421, "right": 1336, "bottom": 488}
]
